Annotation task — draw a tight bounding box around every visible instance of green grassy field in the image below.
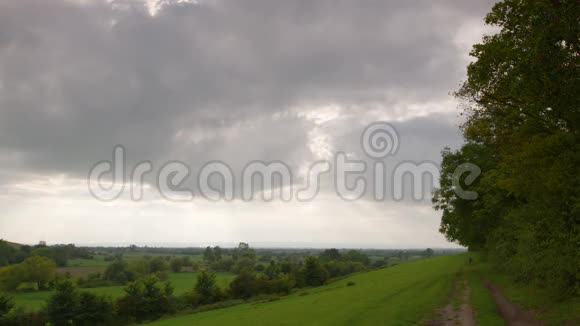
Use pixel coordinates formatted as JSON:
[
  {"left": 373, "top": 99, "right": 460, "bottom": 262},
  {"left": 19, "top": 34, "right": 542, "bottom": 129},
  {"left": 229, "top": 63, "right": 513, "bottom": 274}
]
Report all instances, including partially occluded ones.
[
  {"left": 66, "top": 253, "right": 204, "bottom": 267},
  {"left": 12, "top": 272, "right": 235, "bottom": 311},
  {"left": 66, "top": 255, "right": 110, "bottom": 268},
  {"left": 149, "top": 254, "right": 468, "bottom": 326}
]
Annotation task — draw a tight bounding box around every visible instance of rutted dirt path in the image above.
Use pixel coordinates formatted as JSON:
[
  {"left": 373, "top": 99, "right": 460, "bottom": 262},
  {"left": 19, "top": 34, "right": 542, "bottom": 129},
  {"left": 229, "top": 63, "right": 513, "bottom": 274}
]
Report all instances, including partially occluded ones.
[
  {"left": 427, "top": 280, "right": 476, "bottom": 326},
  {"left": 427, "top": 276, "right": 544, "bottom": 326},
  {"left": 483, "top": 278, "right": 543, "bottom": 326}
]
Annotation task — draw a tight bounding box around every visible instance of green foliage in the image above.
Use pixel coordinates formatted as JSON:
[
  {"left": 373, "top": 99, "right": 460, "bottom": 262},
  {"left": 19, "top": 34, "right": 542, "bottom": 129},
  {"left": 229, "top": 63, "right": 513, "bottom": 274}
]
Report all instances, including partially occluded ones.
[
  {"left": 436, "top": 0, "right": 580, "bottom": 296},
  {"left": 193, "top": 271, "right": 223, "bottom": 305},
  {"left": 319, "top": 248, "right": 341, "bottom": 261},
  {"left": 0, "top": 264, "right": 25, "bottom": 292},
  {"left": 148, "top": 255, "right": 469, "bottom": 325},
  {"left": 0, "top": 256, "right": 56, "bottom": 291},
  {"left": 213, "top": 246, "right": 223, "bottom": 261},
  {"left": 232, "top": 257, "right": 256, "bottom": 274},
  {"left": 22, "top": 256, "right": 57, "bottom": 290},
  {"left": 342, "top": 250, "right": 371, "bottom": 266},
  {"left": 0, "top": 292, "right": 14, "bottom": 317},
  {"left": 74, "top": 291, "right": 115, "bottom": 326},
  {"left": 46, "top": 279, "right": 79, "bottom": 325},
  {"left": 103, "top": 259, "right": 131, "bottom": 284},
  {"left": 204, "top": 246, "right": 216, "bottom": 263},
  {"left": 45, "top": 278, "right": 116, "bottom": 325},
  {"left": 170, "top": 257, "right": 183, "bottom": 273},
  {"left": 148, "top": 257, "right": 169, "bottom": 274},
  {"left": 210, "top": 257, "right": 234, "bottom": 272},
  {"left": 0, "top": 307, "right": 48, "bottom": 326},
  {"left": 0, "top": 241, "right": 18, "bottom": 267},
  {"left": 228, "top": 271, "right": 257, "bottom": 299},
  {"left": 116, "top": 275, "right": 174, "bottom": 323},
  {"left": 303, "top": 256, "right": 328, "bottom": 287}
]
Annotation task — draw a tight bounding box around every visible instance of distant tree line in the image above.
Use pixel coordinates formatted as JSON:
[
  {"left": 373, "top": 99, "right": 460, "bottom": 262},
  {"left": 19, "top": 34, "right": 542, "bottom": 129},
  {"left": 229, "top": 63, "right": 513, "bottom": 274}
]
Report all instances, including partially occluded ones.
[
  {"left": 0, "top": 243, "right": 389, "bottom": 325},
  {"left": 0, "top": 240, "right": 91, "bottom": 268}
]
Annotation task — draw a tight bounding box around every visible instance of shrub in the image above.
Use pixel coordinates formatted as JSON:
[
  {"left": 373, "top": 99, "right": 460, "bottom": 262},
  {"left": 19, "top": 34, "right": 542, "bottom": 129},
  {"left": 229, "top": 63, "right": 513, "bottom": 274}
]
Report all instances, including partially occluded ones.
[
  {"left": 74, "top": 291, "right": 114, "bottom": 325},
  {"left": 115, "top": 275, "right": 174, "bottom": 323},
  {"left": 170, "top": 258, "right": 183, "bottom": 272},
  {"left": 229, "top": 271, "right": 257, "bottom": 299},
  {"left": 46, "top": 279, "right": 79, "bottom": 325},
  {"left": 0, "top": 307, "right": 48, "bottom": 326},
  {"left": 0, "top": 292, "right": 14, "bottom": 318},
  {"left": 303, "top": 256, "right": 328, "bottom": 287},
  {"left": 192, "top": 271, "right": 223, "bottom": 305}
]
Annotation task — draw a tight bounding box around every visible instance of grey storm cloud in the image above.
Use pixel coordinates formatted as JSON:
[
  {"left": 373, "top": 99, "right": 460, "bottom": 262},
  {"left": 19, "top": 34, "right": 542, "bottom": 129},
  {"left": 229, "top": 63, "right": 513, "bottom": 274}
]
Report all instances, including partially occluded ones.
[{"left": 0, "top": 0, "right": 494, "bottom": 183}]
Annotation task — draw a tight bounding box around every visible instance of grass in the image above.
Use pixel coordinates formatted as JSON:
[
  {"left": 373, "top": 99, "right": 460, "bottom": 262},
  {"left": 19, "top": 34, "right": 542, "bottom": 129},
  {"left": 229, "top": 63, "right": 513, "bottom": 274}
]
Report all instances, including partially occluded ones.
[
  {"left": 12, "top": 272, "right": 235, "bottom": 311},
  {"left": 472, "top": 254, "right": 580, "bottom": 326},
  {"left": 461, "top": 256, "right": 505, "bottom": 326},
  {"left": 149, "top": 254, "right": 468, "bottom": 326},
  {"left": 455, "top": 253, "right": 579, "bottom": 326},
  {"left": 66, "top": 255, "right": 110, "bottom": 268}
]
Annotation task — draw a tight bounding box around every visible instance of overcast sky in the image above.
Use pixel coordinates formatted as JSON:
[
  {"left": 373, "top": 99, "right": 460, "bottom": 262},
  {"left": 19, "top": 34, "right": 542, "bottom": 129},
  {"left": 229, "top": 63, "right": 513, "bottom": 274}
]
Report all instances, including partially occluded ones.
[{"left": 0, "top": 0, "right": 496, "bottom": 248}]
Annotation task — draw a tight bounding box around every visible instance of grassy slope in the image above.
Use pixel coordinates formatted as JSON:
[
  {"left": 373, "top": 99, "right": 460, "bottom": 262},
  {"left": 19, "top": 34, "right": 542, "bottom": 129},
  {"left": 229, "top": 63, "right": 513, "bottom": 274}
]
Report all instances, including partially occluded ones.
[
  {"left": 12, "top": 272, "right": 235, "bottom": 311},
  {"left": 150, "top": 254, "right": 467, "bottom": 326}
]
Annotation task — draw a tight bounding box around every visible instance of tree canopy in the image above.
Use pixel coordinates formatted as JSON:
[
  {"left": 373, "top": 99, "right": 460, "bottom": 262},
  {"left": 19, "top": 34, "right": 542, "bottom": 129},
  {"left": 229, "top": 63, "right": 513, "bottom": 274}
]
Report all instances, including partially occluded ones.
[{"left": 434, "top": 0, "right": 579, "bottom": 296}]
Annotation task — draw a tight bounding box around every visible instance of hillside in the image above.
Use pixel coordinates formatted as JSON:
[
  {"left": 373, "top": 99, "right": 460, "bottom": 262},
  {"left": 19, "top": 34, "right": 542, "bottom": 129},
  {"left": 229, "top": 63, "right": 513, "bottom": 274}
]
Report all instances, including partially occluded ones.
[
  {"left": 150, "top": 254, "right": 466, "bottom": 325},
  {"left": 1, "top": 240, "right": 22, "bottom": 250}
]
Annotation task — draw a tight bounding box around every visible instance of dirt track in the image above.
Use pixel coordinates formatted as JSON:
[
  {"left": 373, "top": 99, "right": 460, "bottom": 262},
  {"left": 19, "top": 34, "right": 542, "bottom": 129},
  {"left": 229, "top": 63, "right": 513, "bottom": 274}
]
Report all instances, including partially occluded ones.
[
  {"left": 427, "top": 280, "right": 476, "bottom": 326},
  {"left": 483, "top": 278, "right": 543, "bottom": 326},
  {"left": 426, "top": 277, "right": 542, "bottom": 326}
]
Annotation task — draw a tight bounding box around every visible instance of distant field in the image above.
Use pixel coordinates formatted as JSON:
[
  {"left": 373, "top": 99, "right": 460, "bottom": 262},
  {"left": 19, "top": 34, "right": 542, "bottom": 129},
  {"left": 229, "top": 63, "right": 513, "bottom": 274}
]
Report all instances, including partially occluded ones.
[
  {"left": 12, "top": 272, "right": 235, "bottom": 311},
  {"left": 55, "top": 253, "right": 204, "bottom": 277},
  {"left": 149, "top": 254, "right": 467, "bottom": 325},
  {"left": 67, "top": 255, "right": 109, "bottom": 268}
]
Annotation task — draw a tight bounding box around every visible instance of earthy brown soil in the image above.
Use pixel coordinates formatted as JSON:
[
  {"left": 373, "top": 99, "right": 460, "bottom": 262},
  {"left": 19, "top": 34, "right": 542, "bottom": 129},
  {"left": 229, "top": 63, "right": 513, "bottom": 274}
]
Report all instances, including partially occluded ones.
[
  {"left": 483, "top": 278, "right": 543, "bottom": 326},
  {"left": 427, "top": 276, "right": 544, "bottom": 326},
  {"left": 427, "top": 280, "right": 476, "bottom": 326}
]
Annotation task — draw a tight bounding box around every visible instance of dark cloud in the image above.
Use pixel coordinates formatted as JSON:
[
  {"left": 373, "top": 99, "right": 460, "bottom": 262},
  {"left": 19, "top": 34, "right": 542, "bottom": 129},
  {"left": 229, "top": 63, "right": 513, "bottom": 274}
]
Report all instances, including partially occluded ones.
[{"left": 0, "top": 0, "right": 494, "bottom": 181}]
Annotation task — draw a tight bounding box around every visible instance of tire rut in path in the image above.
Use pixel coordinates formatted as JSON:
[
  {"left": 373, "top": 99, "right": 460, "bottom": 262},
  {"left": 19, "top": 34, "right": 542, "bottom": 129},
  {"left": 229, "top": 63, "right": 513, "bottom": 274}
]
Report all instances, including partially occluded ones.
[
  {"left": 483, "top": 278, "right": 543, "bottom": 326},
  {"left": 426, "top": 280, "right": 476, "bottom": 326}
]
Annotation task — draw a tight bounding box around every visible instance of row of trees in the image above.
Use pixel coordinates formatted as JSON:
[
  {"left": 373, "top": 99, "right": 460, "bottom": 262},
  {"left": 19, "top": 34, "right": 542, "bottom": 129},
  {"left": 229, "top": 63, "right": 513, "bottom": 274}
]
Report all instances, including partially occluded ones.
[
  {"left": 78, "top": 255, "right": 195, "bottom": 288},
  {"left": 0, "top": 256, "right": 57, "bottom": 291},
  {"left": 0, "top": 240, "right": 91, "bottom": 268},
  {"left": 434, "top": 0, "right": 579, "bottom": 296}
]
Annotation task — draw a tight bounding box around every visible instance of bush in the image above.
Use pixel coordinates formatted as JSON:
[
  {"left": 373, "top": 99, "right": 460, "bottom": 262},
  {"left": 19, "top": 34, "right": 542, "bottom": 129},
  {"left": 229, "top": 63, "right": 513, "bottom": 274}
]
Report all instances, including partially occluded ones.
[
  {"left": 74, "top": 292, "right": 114, "bottom": 325},
  {"left": 210, "top": 258, "right": 234, "bottom": 272},
  {"left": 46, "top": 279, "right": 79, "bottom": 325},
  {"left": 229, "top": 271, "right": 257, "bottom": 299},
  {"left": 0, "top": 292, "right": 14, "bottom": 318},
  {"left": 303, "top": 256, "right": 328, "bottom": 287},
  {"left": 0, "top": 307, "right": 48, "bottom": 326},
  {"left": 192, "top": 271, "right": 223, "bottom": 305},
  {"left": 115, "top": 275, "right": 174, "bottom": 323},
  {"left": 103, "top": 259, "right": 131, "bottom": 285},
  {"left": 170, "top": 258, "right": 183, "bottom": 272}
]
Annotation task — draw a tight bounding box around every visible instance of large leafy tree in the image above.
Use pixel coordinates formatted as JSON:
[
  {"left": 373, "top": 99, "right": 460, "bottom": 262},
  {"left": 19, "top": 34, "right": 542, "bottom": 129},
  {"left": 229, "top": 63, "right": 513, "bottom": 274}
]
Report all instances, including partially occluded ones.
[
  {"left": 435, "top": 0, "right": 579, "bottom": 296},
  {"left": 21, "top": 256, "right": 57, "bottom": 290}
]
